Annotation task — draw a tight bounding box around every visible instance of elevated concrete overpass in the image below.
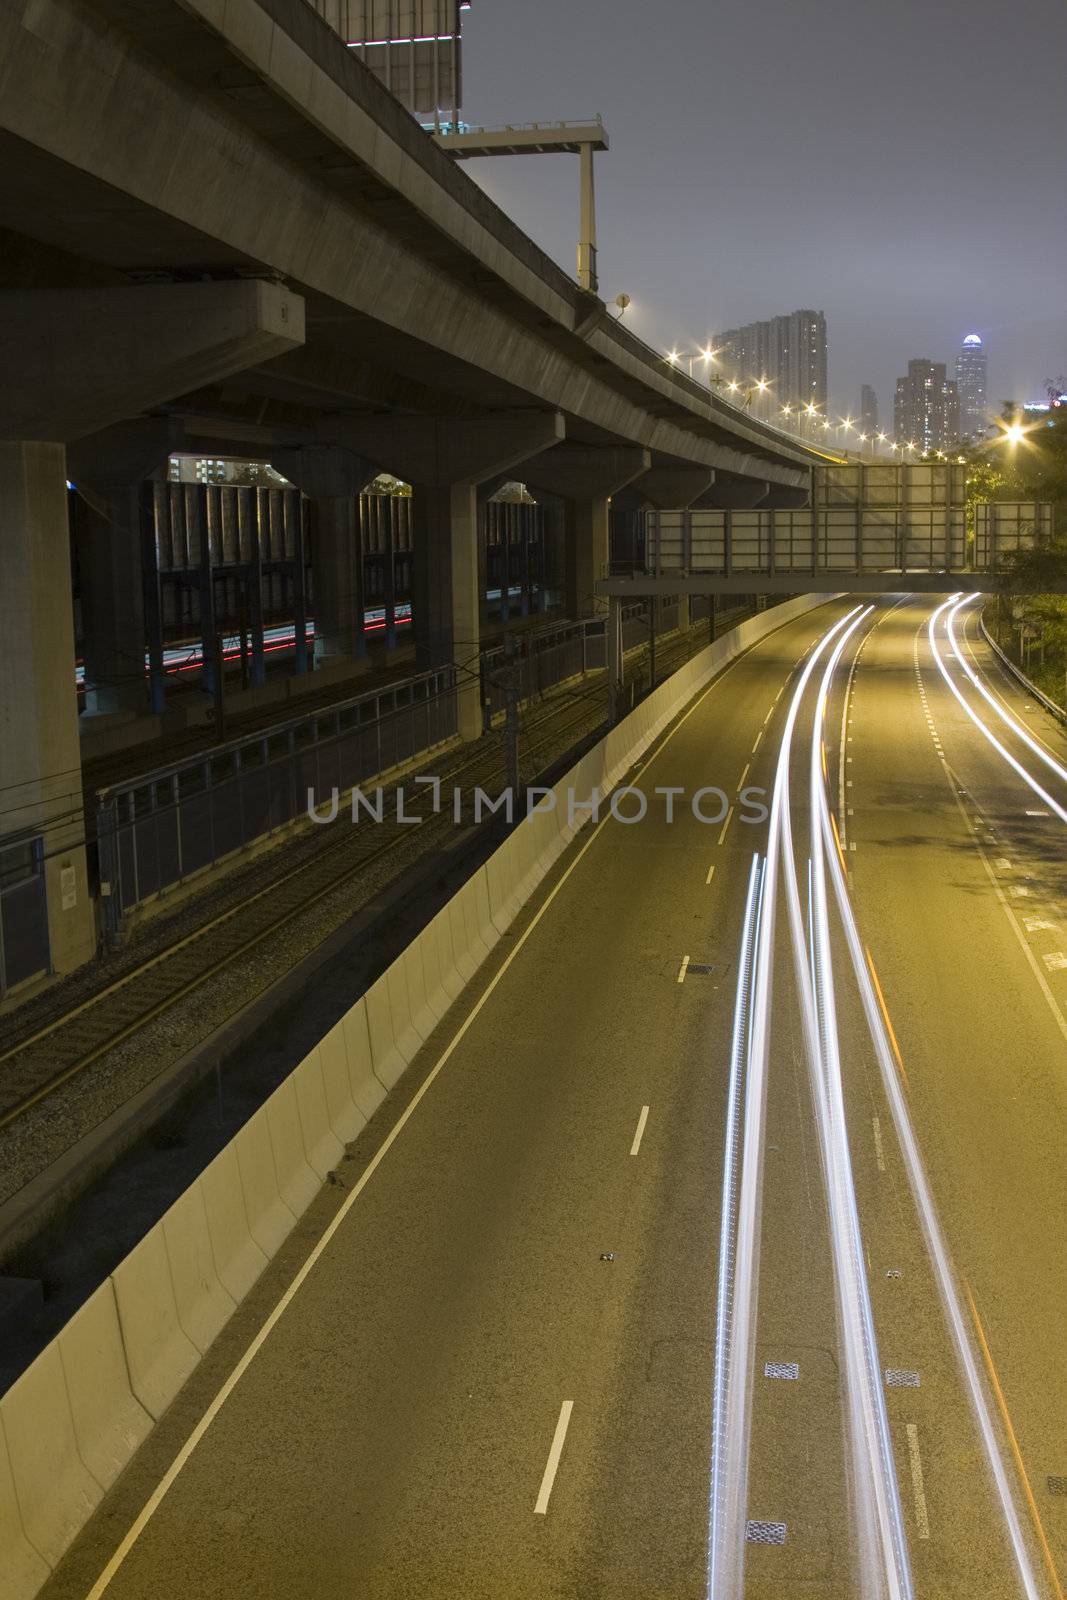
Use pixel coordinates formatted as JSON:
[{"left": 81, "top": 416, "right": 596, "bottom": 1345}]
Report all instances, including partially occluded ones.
[{"left": 0, "top": 0, "right": 835, "bottom": 987}]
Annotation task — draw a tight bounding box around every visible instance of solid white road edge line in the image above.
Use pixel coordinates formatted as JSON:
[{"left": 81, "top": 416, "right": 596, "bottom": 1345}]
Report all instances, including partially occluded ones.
[
  {"left": 630, "top": 1105, "right": 650, "bottom": 1157},
  {"left": 534, "top": 1401, "right": 575, "bottom": 1515}
]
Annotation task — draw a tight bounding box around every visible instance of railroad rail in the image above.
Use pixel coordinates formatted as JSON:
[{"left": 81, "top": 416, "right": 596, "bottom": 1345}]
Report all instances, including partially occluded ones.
[{"left": 0, "top": 606, "right": 751, "bottom": 1137}]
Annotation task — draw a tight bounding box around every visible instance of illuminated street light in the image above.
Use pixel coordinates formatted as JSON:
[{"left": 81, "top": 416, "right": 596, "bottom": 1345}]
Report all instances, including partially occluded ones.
[{"left": 666, "top": 349, "right": 680, "bottom": 366}]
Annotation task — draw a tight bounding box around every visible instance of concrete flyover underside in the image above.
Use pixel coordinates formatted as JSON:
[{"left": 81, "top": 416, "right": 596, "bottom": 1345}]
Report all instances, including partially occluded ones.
[{"left": 0, "top": 0, "right": 823, "bottom": 494}]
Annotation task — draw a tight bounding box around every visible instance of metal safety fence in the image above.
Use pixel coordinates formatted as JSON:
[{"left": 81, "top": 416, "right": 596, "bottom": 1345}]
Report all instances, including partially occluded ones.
[
  {"left": 479, "top": 601, "right": 680, "bottom": 720},
  {"left": 0, "top": 835, "right": 50, "bottom": 998},
  {"left": 94, "top": 665, "right": 457, "bottom": 938}
]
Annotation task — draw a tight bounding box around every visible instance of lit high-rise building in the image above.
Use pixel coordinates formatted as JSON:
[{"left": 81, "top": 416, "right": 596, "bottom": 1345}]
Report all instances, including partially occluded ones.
[
  {"left": 310, "top": 1, "right": 472, "bottom": 124},
  {"left": 956, "top": 333, "right": 988, "bottom": 441},
  {"left": 711, "top": 309, "right": 828, "bottom": 421},
  {"left": 860, "top": 384, "right": 879, "bottom": 436},
  {"left": 894, "top": 359, "right": 959, "bottom": 451}
]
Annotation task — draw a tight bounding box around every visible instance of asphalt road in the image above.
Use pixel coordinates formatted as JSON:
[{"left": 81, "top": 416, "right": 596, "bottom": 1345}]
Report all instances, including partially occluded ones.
[{"left": 40, "top": 595, "right": 1066, "bottom": 1600}]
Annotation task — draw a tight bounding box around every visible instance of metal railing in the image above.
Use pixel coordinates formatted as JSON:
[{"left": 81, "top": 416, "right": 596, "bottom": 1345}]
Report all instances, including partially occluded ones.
[
  {"left": 94, "top": 665, "right": 457, "bottom": 937},
  {"left": 479, "top": 601, "right": 679, "bottom": 720}
]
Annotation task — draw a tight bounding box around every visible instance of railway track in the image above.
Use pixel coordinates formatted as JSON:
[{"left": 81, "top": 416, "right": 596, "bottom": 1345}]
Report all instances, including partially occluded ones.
[{"left": 0, "top": 610, "right": 743, "bottom": 1134}]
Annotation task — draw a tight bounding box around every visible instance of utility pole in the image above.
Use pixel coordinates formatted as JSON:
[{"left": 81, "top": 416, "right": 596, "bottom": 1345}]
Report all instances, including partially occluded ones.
[
  {"left": 503, "top": 631, "right": 520, "bottom": 801},
  {"left": 213, "top": 628, "right": 226, "bottom": 743}
]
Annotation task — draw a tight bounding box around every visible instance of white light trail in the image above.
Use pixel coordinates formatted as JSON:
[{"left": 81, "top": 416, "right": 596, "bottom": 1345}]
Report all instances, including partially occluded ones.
[
  {"left": 928, "top": 598, "right": 1067, "bottom": 825},
  {"left": 710, "top": 607, "right": 864, "bottom": 1599},
  {"left": 801, "top": 609, "right": 914, "bottom": 1600},
  {"left": 813, "top": 659, "right": 1046, "bottom": 1600},
  {"left": 949, "top": 598, "right": 1067, "bottom": 793},
  {"left": 708, "top": 853, "right": 764, "bottom": 1600}
]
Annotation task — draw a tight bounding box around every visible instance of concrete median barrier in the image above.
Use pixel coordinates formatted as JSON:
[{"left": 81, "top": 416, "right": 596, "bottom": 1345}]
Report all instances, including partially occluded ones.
[
  {"left": 430, "top": 905, "right": 464, "bottom": 1003},
  {"left": 340, "top": 999, "right": 388, "bottom": 1119},
  {"left": 485, "top": 835, "right": 523, "bottom": 936},
  {"left": 387, "top": 958, "right": 424, "bottom": 1063},
  {"left": 160, "top": 1184, "right": 237, "bottom": 1355},
  {"left": 317, "top": 1023, "right": 367, "bottom": 1144},
  {"left": 0, "top": 1426, "right": 50, "bottom": 1600},
  {"left": 291, "top": 1050, "right": 345, "bottom": 1179},
  {"left": 233, "top": 1106, "right": 298, "bottom": 1258},
  {"left": 197, "top": 1145, "right": 270, "bottom": 1306},
  {"left": 0, "top": 1344, "right": 102, "bottom": 1569},
  {"left": 57, "top": 1281, "right": 153, "bottom": 1491},
  {"left": 111, "top": 1227, "right": 201, "bottom": 1419},
  {"left": 446, "top": 891, "right": 478, "bottom": 984},
  {"left": 400, "top": 942, "right": 438, "bottom": 1045},
  {"left": 263, "top": 1078, "right": 320, "bottom": 1217},
  {"left": 364, "top": 973, "right": 410, "bottom": 1091},
  {"left": 416, "top": 918, "right": 451, "bottom": 1027}
]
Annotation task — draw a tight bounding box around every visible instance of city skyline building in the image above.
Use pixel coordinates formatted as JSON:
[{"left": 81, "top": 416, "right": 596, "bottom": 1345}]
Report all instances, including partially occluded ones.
[
  {"left": 711, "top": 309, "right": 828, "bottom": 421},
  {"left": 894, "top": 358, "right": 959, "bottom": 451},
  {"left": 956, "top": 332, "right": 989, "bottom": 440},
  {"left": 312, "top": 0, "right": 472, "bottom": 123},
  {"left": 860, "top": 384, "right": 879, "bottom": 437}
]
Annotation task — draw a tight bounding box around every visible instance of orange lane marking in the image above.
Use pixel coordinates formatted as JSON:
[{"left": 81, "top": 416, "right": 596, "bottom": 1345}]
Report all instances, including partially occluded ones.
[
  {"left": 828, "top": 807, "right": 848, "bottom": 878},
  {"left": 965, "top": 1281, "right": 1066, "bottom": 1600},
  {"left": 863, "top": 946, "right": 909, "bottom": 1091}
]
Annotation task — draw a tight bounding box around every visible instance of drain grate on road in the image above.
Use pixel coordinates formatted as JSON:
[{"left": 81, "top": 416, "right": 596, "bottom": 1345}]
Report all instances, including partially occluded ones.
[
  {"left": 885, "top": 1368, "right": 921, "bottom": 1388},
  {"left": 746, "top": 1520, "right": 787, "bottom": 1546},
  {"left": 1048, "top": 1476, "right": 1067, "bottom": 1496},
  {"left": 686, "top": 962, "right": 716, "bottom": 976},
  {"left": 763, "top": 1361, "right": 800, "bottom": 1381}
]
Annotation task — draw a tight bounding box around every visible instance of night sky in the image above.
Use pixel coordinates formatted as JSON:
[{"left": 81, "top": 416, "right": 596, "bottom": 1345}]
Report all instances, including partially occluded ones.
[{"left": 460, "top": 0, "right": 1067, "bottom": 425}]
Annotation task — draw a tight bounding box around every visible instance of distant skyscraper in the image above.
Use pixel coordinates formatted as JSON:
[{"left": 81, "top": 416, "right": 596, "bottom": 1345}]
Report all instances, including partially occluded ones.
[
  {"left": 312, "top": 0, "right": 471, "bottom": 123},
  {"left": 894, "top": 359, "right": 959, "bottom": 451},
  {"left": 956, "top": 333, "right": 989, "bottom": 440},
  {"left": 860, "top": 385, "right": 879, "bottom": 436},
  {"left": 711, "top": 309, "right": 828, "bottom": 421}
]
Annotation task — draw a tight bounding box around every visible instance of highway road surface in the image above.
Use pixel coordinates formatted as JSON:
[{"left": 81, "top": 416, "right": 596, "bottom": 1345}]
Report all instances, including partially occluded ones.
[{"left": 40, "top": 595, "right": 1067, "bottom": 1600}]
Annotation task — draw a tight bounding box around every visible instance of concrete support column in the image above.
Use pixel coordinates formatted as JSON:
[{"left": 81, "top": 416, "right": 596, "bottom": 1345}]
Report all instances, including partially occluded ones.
[
  {"left": 0, "top": 442, "right": 95, "bottom": 983},
  {"left": 272, "top": 446, "right": 380, "bottom": 672},
  {"left": 521, "top": 445, "right": 650, "bottom": 622},
  {"left": 311, "top": 496, "right": 365, "bottom": 666},
  {"left": 69, "top": 419, "right": 186, "bottom": 718},
  {"left": 321, "top": 412, "right": 566, "bottom": 743},
  {"left": 410, "top": 483, "right": 481, "bottom": 742},
  {"left": 564, "top": 495, "right": 611, "bottom": 619},
  {"left": 74, "top": 484, "right": 146, "bottom": 715}
]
